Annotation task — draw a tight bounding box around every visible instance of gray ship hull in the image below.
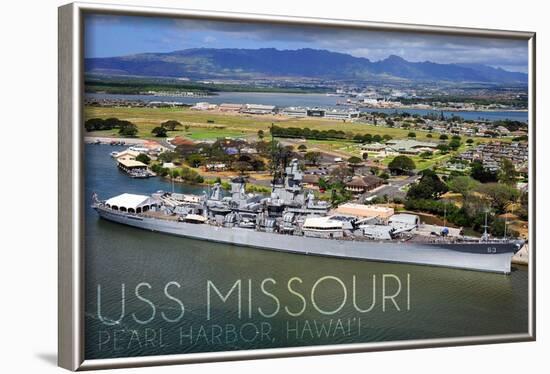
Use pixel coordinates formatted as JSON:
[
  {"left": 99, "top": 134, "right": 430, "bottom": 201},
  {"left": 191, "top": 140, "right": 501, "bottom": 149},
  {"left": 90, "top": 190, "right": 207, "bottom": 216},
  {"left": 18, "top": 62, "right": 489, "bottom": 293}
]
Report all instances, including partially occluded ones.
[{"left": 95, "top": 207, "right": 520, "bottom": 274}]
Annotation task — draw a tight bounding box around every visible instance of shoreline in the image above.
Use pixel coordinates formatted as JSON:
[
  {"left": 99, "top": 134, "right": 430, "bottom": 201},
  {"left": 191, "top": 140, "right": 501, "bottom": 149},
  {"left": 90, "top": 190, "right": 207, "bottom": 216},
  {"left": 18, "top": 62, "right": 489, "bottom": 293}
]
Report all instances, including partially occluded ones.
[
  {"left": 85, "top": 93, "right": 528, "bottom": 116},
  {"left": 84, "top": 135, "right": 150, "bottom": 144},
  {"left": 361, "top": 107, "right": 528, "bottom": 113}
]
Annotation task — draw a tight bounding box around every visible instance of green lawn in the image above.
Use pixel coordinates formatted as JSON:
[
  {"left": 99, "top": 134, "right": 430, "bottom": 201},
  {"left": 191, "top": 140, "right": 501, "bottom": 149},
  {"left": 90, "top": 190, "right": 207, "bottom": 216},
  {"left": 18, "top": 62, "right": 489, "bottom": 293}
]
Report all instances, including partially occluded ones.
[
  {"left": 83, "top": 105, "right": 510, "bottom": 172},
  {"left": 84, "top": 106, "right": 497, "bottom": 144},
  {"left": 184, "top": 129, "right": 249, "bottom": 140}
]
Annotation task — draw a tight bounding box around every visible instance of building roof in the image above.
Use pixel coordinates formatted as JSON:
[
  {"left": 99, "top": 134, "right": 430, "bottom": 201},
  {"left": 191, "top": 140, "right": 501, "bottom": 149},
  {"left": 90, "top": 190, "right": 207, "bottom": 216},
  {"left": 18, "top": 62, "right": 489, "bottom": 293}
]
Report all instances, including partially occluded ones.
[
  {"left": 115, "top": 150, "right": 140, "bottom": 159},
  {"left": 170, "top": 136, "right": 195, "bottom": 146},
  {"left": 244, "top": 104, "right": 276, "bottom": 110},
  {"left": 105, "top": 193, "right": 155, "bottom": 210},
  {"left": 219, "top": 103, "right": 244, "bottom": 109},
  {"left": 337, "top": 203, "right": 393, "bottom": 213},
  {"left": 325, "top": 109, "right": 360, "bottom": 115},
  {"left": 385, "top": 139, "right": 438, "bottom": 150},
  {"left": 346, "top": 175, "right": 383, "bottom": 188},
  {"left": 282, "top": 106, "right": 307, "bottom": 112},
  {"left": 361, "top": 142, "right": 386, "bottom": 150},
  {"left": 389, "top": 213, "right": 419, "bottom": 225},
  {"left": 302, "top": 174, "right": 320, "bottom": 184},
  {"left": 335, "top": 203, "right": 394, "bottom": 218},
  {"left": 117, "top": 159, "right": 147, "bottom": 168}
]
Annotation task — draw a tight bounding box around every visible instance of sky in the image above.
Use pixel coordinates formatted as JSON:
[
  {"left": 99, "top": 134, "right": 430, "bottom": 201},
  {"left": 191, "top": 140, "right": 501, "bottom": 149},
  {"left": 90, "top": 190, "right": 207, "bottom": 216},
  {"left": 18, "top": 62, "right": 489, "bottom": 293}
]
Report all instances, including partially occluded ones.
[{"left": 84, "top": 14, "right": 528, "bottom": 73}]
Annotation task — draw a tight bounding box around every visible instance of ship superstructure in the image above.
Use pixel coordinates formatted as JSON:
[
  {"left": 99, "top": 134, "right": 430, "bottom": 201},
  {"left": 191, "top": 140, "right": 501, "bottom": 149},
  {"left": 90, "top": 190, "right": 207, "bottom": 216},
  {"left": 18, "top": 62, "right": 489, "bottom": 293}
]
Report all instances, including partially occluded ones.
[{"left": 93, "top": 158, "right": 524, "bottom": 274}]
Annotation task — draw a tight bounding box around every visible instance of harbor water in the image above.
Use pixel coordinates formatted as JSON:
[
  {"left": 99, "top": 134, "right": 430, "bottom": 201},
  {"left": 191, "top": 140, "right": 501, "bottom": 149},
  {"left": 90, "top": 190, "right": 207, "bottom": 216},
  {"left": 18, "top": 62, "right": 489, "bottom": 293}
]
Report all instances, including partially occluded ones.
[
  {"left": 86, "top": 92, "right": 528, "bottom": 123},
  {"left": 84, "top": 144, "right": 528, "bottom": 359}
]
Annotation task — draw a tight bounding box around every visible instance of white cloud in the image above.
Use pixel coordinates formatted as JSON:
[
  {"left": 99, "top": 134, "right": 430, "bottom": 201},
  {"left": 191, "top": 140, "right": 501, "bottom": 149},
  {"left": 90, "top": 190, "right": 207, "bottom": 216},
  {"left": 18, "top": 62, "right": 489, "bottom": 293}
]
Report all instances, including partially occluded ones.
[{"left": 88, "top": 14, "right": 529, "bottom": 73}]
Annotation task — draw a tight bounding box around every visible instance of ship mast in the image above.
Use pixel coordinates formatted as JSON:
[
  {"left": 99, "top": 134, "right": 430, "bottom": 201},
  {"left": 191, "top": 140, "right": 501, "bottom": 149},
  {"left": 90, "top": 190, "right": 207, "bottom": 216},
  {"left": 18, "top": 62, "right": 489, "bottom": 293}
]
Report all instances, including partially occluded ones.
[
  {"left": 269, "top": 122, "right": 283, "bottom": 186},
  {"left": 503, "top": 202, "right": 513, "bottom": 241},
  {"left": 482, "top": 210, "right": 489, "bottom": 241},
  {"left": 270, "top": 122, "right": 276, "bottom": 183},
  {"left": 443, "top": 201, "right": 447, "bottom": 227}
]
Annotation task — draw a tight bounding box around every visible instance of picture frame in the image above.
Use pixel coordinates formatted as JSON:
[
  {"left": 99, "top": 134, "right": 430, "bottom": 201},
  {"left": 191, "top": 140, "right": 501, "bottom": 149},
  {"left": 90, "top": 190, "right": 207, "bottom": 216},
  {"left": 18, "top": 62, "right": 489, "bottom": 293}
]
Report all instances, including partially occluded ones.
[{"left": 59, "top": 2, "right": 536, "bottom": 370}]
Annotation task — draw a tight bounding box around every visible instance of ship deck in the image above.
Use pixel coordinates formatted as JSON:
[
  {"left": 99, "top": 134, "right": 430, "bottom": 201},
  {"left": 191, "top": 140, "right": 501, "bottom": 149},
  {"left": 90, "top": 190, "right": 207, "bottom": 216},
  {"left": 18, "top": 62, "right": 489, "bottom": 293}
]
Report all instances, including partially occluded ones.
[
  {"left": 136, "top": 210, "right": 481, "bottom": 245},
  {"left": 141, "top": 211, "right": 180, "bottom": 221}
]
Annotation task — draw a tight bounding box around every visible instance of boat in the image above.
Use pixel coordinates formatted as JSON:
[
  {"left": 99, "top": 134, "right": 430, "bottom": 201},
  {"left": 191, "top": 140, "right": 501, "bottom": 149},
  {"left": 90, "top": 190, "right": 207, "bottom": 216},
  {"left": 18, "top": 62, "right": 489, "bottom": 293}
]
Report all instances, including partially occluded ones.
[{"left": 92, "top": 159, "right": 523, "bottom": 274}]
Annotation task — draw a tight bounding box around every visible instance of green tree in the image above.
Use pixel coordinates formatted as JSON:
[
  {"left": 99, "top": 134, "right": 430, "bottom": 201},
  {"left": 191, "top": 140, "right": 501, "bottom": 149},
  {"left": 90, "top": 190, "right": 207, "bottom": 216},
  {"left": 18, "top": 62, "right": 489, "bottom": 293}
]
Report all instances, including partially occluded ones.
[
  {"left": 420, "top": 151, "right": 433, "bottom": 159},
  {"left": 408, "top": 132, "right": 416, "bottom": 138},
  {"left": 362, "top": 152, "right": 369, "bottom": 161},
  {"left": 426, "top": 133, "right": 433, "bottom": 138},
  {"left": 304, "top": 151, "right": 322, "bottom": 165},
  {"left": 318, "top": 177, "right": 329, "bottom": 191},
  {"left": 257, "top": 129, "right": 265, "bottom": 139},
  {"left": 470, "top": 161, "right": 498, "bottom": 183},
  {"left": 85, "top": 118, "right": 106, "bottom": 132},
  {"left": 330, "top": 165, "right": 353, "bottom": 184},
  {"left": 185, "top": 154, "right": 204, "bottom": 168},
  {"left": 135, "top": 153, "right": 150, "bottom": 165},
  {"left": 475, "top": 183, "right": 520, "bottom": 214},
  {"left": 466, "top": 138, "right": 474, "bottom": 145},
  {"left": 250, "top": 158, "right": 266, "bottom": 171},
  {"left": 447, "top": 176, "right": 480, "bottom": 197},
  {"left": 439, "top": 134, "right": 449, "bottom": 140},
  {"left": 160, "top": 120, "right": 182, "bottom": 131},
  {"left": 297, "top": 144, "right": 307, "bottom": 152},
  {"left": 348, "top": 156, "right": 362, "bottom": 173},
  {"left": 388, "top": 155, "right": 416, "bottom": 175},
  {"left": 499, "top": 158, "right": 518, "bottom": 185},
  {"left": 437, "top": 144, "right": 449, "bottom": 154},
  {"left": 118, "top": 122, "right": 138, "bottom": 137},
  {"left": 233, "top": 161, "right": 252, "bottom": 175},
  {"left": 151, "top": 126, "right": 167, "bottom": 137},
  {"left": 406, "top": 169, "right": 448, "bottom": 200},
  {"left": 448, "top": 138, "right": 461, "bottom": 150},
  {"left": 170, "top": 168, "right": 180, "bottom": 179},
  {"left": 157, "top": 151, "right": 178, "bottom": 163}
]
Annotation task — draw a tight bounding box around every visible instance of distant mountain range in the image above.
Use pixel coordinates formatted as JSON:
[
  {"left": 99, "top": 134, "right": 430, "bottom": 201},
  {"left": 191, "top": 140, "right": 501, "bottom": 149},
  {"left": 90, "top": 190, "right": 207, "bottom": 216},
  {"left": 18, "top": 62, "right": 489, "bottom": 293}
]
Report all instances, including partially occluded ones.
[{"left": 85, "top": 48, "right": 527, "bottom": 84}]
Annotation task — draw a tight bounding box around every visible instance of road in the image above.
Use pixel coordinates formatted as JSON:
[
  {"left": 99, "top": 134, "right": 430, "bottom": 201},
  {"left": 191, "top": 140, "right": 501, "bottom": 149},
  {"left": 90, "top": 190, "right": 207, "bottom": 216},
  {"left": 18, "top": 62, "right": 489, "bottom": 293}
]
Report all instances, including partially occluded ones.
[{"left": 361, "top": 174, "right": 420, "bottom": 201}]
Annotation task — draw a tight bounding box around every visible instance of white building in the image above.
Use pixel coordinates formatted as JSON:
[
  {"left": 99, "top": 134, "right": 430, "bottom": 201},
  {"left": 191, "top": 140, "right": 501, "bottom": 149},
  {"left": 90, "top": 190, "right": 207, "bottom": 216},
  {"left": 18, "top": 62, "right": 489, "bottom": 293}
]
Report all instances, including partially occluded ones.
[
  {"left": 281, "top": 107, "right": 308, "bottom": 117},
  {"left": 241, "top": 103, "right": 276, "bottom": 114},
  {"left": 324, "top": 109, "right": 360, "bottom": 120},
  {"left": 191, "top": 102, "right": 218, "bottom": 110}
]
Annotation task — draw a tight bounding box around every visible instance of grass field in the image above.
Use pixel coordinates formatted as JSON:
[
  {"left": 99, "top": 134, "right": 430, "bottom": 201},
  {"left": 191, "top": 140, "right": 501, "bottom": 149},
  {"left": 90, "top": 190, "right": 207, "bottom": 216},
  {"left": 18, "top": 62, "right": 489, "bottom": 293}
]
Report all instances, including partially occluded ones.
[
  {"left": 84, "top": 106, "right": 506, "bottom": 170},
  {"left": 84, "top": 106, "right": 498, "bottom": 143}
]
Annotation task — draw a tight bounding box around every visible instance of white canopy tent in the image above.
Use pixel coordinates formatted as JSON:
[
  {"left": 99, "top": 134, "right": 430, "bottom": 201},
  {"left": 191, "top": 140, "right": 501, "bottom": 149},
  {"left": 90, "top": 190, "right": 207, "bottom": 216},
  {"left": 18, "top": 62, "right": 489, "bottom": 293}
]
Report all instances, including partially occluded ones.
[{"left": 105, "top": 193, "right": 157, "bottom": 214}]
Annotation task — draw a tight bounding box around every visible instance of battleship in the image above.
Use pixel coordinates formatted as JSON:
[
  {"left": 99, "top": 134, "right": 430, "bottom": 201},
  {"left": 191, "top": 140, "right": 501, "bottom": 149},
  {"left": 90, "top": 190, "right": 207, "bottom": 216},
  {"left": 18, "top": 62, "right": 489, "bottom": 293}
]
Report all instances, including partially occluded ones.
[{"left": 93, "top": 159, "right": 523, "bottom": 274}]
